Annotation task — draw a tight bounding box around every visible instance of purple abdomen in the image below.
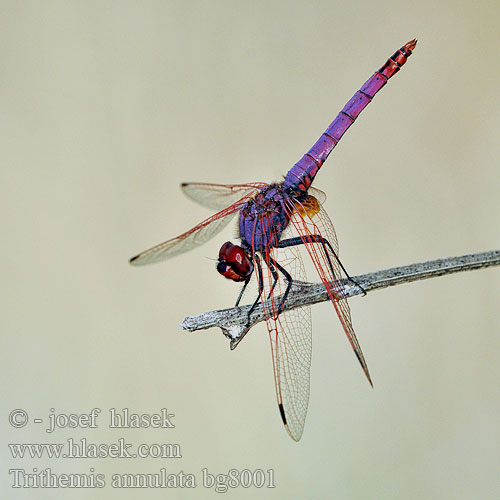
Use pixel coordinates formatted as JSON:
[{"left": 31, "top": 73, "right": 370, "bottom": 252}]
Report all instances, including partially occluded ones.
[{"left": 283, "top": 39, "right": 417, "bottom": 193}]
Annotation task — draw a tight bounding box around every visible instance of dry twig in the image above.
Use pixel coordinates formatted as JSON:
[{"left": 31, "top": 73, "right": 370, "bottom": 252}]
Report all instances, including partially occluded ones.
[{"left": 180, "top": 250, "right": 500, "bottom": 349}]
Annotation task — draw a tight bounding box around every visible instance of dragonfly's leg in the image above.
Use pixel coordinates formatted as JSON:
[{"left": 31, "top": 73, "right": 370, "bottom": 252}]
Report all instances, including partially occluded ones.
[
  {"left": 246, "top": 254, "right": 264, "bottom": 326},
  {"left": 317, "top": 237, "right": 366, "bottom": 295},
  {"left": 266, "top": 262, "right": 280, "bottom": 302},
  {"left": 268, "top": 256, "right": 293, "bottom": 316},
  {"left": 277, "top": 235, "right": 366, "bottom": 295},
  {"left": 235, "top": 277, "right": 250, "bottom": 307}
]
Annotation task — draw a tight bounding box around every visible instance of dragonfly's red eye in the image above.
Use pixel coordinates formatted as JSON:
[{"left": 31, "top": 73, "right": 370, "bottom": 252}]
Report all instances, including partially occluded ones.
[{"left": 217, "top": 241, "right": 254, "bottom": 282}]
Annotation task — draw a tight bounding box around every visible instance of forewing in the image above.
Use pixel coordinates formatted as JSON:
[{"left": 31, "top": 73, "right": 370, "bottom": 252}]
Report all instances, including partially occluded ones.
[
  {"left": 285, "top": 195, "right": 372, "bottom": 386},
  {"left": 129, "top": 196, "right": 250, "bottom": 266},
  {"left": 252, "top": 217, "right": 312, "bottom": 441},
  {"left": 181, "top": 182, "right": 266, "bottom": 210}
]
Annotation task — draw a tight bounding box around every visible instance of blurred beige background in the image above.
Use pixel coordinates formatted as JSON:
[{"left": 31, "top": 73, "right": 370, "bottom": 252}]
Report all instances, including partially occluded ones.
[{"left": 2, "top": 1, "right": 499, "bottom": 499}]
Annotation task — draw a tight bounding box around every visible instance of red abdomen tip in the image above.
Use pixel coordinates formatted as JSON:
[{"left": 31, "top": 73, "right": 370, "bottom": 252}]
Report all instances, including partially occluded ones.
[{"left": 403, "top": 39, "right": 417, "bottom": 53}]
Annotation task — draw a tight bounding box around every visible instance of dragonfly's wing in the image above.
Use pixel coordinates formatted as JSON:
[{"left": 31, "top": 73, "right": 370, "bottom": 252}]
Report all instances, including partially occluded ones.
[
  {"left": 253, "top": 236, "right": 312, "bottom": 441},
  {"left": 307, "top": 186, "right": 327, "bottom": 204},
  {"left": 181, "top": 182, "right": 266, "bottom": 210},
  {"left": 285, "top": 195, "right": 372, "bottom": 386},
  {"left": 129, "top": 194, "right": 253, "bottom": 266}
]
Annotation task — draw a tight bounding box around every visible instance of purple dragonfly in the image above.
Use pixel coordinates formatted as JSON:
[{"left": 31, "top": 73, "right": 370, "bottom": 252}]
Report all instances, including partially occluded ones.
[{"left": 130, "top": 40, "right": 417, "bottom": 440}]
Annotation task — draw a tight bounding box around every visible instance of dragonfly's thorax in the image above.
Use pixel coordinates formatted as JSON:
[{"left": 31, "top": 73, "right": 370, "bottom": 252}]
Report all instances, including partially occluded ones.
[{"left": 239, "top": 184, "right": 291, "bottom": 252}]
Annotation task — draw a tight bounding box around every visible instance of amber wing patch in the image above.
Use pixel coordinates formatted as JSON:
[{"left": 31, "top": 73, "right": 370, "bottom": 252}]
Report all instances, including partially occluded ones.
[{"left": 294, "top": 195, "right": 321, "bottom": 218}]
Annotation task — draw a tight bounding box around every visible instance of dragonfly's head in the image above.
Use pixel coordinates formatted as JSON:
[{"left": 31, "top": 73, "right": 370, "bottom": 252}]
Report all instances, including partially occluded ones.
[{"left": 217, "top": 241, "right": 253, "bottom": 282}]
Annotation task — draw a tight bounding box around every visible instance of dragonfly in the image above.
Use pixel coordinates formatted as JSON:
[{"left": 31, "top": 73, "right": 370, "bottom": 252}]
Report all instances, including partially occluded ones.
[{"left": 130, "top": 39, "right": 417, "bottom": 441}]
